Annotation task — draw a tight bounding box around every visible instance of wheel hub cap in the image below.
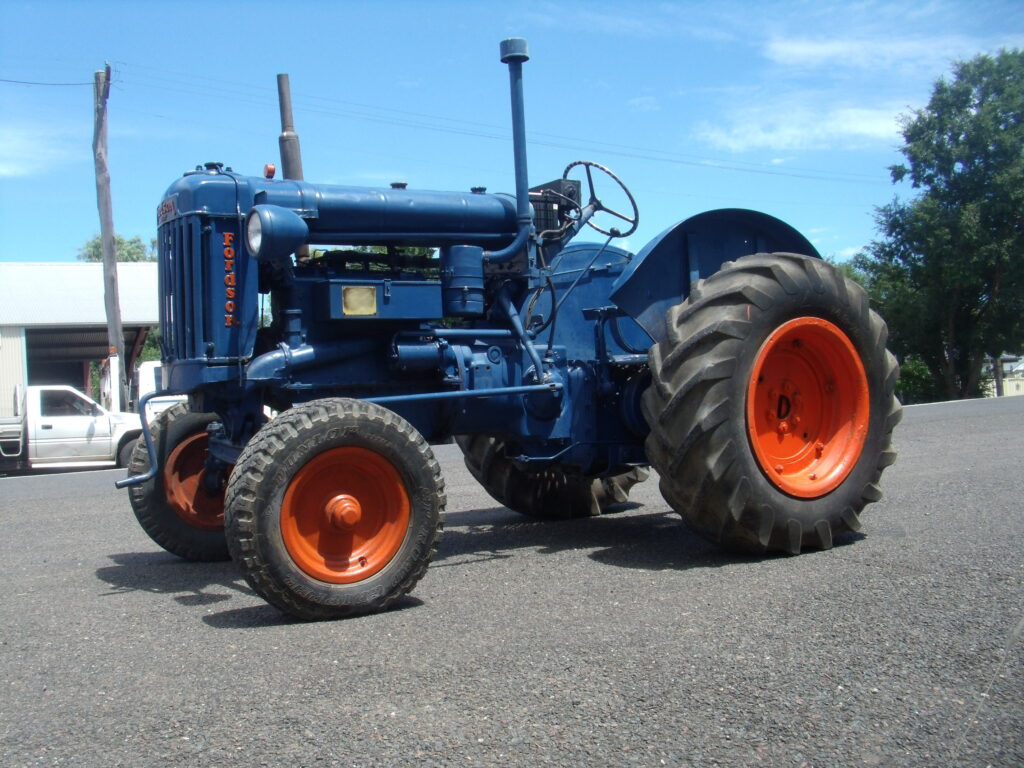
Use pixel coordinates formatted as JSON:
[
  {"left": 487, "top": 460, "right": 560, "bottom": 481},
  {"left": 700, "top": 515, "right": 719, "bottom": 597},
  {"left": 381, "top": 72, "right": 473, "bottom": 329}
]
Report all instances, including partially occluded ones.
[
  {"left": 280, "top": 447, "right": 411, "bottom": 584},
  {"left": 163, "top": 432, "right": 226, "bottom": 531},
  {"left": 325, "top": 494, "right": 363, "bottom": 529},
  {"left": 746, "top": 317, "right": 870, "bottom": 498}
]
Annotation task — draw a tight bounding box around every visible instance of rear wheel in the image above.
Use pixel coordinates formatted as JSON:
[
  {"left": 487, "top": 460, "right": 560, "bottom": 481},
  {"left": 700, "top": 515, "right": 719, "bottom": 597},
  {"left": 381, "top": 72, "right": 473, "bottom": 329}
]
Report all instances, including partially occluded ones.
[
  {"left": 127, "top": 403, "right": 230, "bottom": 561},
  {"left": 224, "top": 399, "right": 444, "bottom": 620},
  {"left": 456, "top": 434, "right": 648, "bottom": 519},
  {"left": 642, "top": 252, "right": 901, "bottom": 554}
]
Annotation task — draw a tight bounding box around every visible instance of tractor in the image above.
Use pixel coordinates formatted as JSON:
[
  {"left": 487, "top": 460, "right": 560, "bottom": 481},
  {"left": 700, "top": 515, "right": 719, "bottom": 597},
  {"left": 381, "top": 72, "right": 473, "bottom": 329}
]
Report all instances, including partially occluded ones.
[{"left": 119, "top": 39, "right": 901, "bottom": 620}]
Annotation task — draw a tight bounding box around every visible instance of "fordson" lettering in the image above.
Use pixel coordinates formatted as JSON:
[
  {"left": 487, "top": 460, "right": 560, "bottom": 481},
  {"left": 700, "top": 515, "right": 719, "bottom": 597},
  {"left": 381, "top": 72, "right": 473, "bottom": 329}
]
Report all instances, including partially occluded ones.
[{"left": 223, "top": 231, "right": 238, "bottom": 327}]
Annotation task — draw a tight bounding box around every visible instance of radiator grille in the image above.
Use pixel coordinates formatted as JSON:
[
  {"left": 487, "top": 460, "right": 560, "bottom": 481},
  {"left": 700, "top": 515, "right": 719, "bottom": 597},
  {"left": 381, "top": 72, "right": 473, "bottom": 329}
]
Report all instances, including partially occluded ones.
[{"left": 159, "top": 216, "right": 206, "bottom": 362}]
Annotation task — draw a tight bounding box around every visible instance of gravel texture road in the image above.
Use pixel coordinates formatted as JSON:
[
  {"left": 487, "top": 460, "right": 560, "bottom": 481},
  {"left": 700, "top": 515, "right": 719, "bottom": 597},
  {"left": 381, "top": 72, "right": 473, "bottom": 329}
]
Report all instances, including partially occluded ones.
[{"left": 2, "top": 396, "right": 1021, "bottom": 767}]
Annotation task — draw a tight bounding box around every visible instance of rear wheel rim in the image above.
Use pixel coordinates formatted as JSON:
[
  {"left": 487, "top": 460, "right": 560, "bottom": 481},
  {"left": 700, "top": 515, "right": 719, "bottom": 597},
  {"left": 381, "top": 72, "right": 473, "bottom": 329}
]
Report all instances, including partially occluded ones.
[
  {"left": 746, "top": 317, "right": 869, "bottom": 498},
  {"left": 163, "top": 432, "right": 225, "bottom": 530},
  {"left": 280, "top": 447, "right": 411, "bottom": 584}
]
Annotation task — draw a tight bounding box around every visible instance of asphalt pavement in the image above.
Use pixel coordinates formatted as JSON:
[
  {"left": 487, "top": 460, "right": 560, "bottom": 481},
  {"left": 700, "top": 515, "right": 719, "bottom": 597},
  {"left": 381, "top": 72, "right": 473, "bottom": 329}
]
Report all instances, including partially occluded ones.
[{"left": 2, "top": 397, "right": 1022, "bottom": 767}]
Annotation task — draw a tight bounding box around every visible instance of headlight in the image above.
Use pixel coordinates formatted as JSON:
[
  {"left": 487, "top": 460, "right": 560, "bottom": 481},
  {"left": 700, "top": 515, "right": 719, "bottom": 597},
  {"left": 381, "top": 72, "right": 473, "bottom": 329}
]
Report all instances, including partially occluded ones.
[
  {"left": 245, "top": 210, "right": 262, "bottom": 256},
  {"left": 244, "top": 205, "right": 309, "bottom": 263}
]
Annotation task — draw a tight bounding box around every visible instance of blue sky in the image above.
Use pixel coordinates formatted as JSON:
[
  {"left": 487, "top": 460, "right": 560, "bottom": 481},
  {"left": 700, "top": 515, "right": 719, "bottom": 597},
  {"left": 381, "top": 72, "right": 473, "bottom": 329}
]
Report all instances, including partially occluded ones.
[{"left": 1, "top": 0, "right": 1021, "bottom": 263}]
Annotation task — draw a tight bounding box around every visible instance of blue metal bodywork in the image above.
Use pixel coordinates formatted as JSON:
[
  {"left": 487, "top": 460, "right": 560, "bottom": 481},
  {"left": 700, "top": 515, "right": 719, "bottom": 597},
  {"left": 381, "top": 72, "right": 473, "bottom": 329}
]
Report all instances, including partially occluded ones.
[
  {"left": 118, "top": 37, "right": 821, "bottom": 491},
  {"left": 611, "top": 209, "right": 820, "bottom": 344}
]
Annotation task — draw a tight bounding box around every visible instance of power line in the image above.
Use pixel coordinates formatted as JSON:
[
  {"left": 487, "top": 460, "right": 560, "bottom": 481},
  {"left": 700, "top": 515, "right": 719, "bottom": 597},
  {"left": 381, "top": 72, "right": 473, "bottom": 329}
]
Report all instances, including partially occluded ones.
[
  {"left": 111, "top": 62, "right": 876, "bottom": 178},
  {"left": 112, "top": 61, "right": 888, "bottom": 186},
  {"left": 0, "top": 77, "right": 94, "bottom": 86}
]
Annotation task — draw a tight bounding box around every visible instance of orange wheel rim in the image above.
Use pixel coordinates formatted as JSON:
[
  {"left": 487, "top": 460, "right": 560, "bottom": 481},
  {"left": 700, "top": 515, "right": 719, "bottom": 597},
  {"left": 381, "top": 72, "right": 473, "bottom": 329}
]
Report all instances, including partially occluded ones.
[
  {"left": 280, "top": 447, "right": 410, "bottom": 584},
  {"left": 746, "top": 317, "right": 869, "bottom": 498},
  {"left": 163, "top": 432, "right": 226, "bottom": 530}
]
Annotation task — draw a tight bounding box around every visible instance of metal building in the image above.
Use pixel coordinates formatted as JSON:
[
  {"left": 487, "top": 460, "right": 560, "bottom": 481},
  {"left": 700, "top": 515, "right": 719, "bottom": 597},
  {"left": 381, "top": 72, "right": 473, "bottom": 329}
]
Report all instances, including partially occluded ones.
[{"left": 0, "top": 262, "right": 157, "bottom": 416}]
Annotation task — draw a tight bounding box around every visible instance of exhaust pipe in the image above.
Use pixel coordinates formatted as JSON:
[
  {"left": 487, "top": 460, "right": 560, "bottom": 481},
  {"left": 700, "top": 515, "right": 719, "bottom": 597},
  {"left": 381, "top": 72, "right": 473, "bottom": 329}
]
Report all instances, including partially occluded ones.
[
  {"left": 276, "top": 74, "right": 308, "bottom": 259},
  {"left": 484, "top": 38, "right": 532, "bottom": 264},
  {"left": 277, "top": 74, "right": 304, "bottom": 181}
]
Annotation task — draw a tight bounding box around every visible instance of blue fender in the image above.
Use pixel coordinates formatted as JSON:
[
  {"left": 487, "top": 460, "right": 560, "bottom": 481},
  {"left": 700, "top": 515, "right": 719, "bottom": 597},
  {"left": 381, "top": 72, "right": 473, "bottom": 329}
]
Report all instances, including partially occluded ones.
[{"left": 609, "top": 208, "right": 820, "bottom": 344}]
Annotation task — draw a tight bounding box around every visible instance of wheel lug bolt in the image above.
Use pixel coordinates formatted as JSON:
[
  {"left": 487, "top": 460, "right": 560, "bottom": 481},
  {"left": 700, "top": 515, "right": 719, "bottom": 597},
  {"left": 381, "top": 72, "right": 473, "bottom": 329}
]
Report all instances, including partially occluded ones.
[
  {"left": 815, "top": 442, "right": 825, "bottom": 457},
  {"left": 809, "top": 473, "right": 817, "bottom": 480},
  {"left": 777, "top": 420, "right": 790, "bottom": 434},
  {"left": 774, "top": 464, "right": 784, "bottom": 473}
]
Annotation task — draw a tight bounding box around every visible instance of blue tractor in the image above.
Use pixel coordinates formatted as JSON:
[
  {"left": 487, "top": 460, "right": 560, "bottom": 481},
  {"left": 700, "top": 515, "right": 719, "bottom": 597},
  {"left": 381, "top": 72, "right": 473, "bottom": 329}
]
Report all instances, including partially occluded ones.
[{"left": 120, "top": 39, "right": 900, "bottom": 620}]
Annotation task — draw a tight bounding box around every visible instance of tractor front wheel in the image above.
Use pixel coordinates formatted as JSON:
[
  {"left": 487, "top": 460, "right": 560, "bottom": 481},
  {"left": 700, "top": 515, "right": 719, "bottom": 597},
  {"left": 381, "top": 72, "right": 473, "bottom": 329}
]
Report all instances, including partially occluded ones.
[
  {"left": 456, "top": 434, "right": 648, "bottom": 519},
  {"left": 642, "top": 252, "right": 901, "bottom": 554},
  {"left": 126, "top": 403, "right": 230, "bottom": 561},
  {"left": 224, "top": 399, "right": 444, "bottom": 620}
]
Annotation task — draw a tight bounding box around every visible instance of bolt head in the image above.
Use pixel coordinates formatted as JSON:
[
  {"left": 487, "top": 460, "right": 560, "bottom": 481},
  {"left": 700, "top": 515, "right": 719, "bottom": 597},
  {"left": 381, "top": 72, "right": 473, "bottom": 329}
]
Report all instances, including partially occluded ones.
[{"left": 326, "top": 494, "right": 362, "bottom": 529}]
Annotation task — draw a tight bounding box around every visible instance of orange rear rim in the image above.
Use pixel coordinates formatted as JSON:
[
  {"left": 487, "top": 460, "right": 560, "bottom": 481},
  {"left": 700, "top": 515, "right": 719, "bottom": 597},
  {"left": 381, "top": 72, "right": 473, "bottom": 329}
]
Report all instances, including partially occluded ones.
[
  {"left": 163, "top": 432, "right": 226, "bottom": 530},
  {"left": 280, "top": 447, "right": 411, "bottom": 584},
  {"left": 746, "top": 317, "right": 870, "bottom": 498}
]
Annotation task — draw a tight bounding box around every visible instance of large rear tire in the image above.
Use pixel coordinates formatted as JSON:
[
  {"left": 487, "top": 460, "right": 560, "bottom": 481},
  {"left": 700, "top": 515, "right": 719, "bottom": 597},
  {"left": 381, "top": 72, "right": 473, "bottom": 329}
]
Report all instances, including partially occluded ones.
[
  {"left": 224, "top": 399, "right": 444, "bottom": 620},
  {"left": 126, "top": 403, "right": 230, "bottom": 561},
  {"left": 456, "top": 434, "right": 648, "bottom": 519},
  {"left": 642, "top": 252, "right": 901, "bottom": 554}
]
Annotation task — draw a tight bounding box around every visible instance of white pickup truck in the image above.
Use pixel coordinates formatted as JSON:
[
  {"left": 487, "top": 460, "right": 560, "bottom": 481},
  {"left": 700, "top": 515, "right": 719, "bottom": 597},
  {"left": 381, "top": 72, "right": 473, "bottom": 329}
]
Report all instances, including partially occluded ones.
[{"left": 0, "top": 385, "right": 143, "bottom": 472}]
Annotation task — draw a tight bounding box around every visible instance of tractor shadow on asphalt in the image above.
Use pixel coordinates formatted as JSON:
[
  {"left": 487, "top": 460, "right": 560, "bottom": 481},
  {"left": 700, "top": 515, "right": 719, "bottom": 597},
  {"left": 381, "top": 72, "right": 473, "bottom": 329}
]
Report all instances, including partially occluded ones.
[
  {"left": 94, "top": 551, "right": 425, "bottom": 628},
  {"left": 95, "top": 551, "right": 294, "bottom": 627},
  {"left": 96, "top": 551, "right": 254, "bottom": 605},
  {"left": 435, "top": 504, "right": 865, "bottom": 572}
]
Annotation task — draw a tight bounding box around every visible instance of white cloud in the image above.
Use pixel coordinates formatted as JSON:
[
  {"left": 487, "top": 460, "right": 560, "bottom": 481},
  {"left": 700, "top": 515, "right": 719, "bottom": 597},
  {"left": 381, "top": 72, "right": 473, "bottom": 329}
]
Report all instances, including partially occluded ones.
[
  {"left": 764, "top": 33, "right": 1024, "bottom": 74},
  {"left": 627, "top": 96, "right": 659, "bottom": 113},
  {"left": 0, "top": 125, "right": 83, "bottom": 177},
  {"left": 688, "top": 2, "right": 1024, "bottom": 155},
  {"left": 697, "top": 104, "right": 901, "bottom": 153}
]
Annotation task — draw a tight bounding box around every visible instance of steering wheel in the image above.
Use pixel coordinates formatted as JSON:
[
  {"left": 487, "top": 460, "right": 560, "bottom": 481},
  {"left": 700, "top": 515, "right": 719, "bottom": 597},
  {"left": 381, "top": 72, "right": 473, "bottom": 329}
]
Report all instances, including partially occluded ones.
[{"left": 562, "top": 160, "right": 639, "bottom": 238}]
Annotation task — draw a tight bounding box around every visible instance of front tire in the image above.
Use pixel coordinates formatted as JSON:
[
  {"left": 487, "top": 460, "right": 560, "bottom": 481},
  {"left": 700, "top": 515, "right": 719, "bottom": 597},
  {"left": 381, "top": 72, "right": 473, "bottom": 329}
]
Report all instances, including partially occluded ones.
[
  {"left": 224, "top": 399, "right": 444, "bottom": 620},
  {"left": 126, "top": 404, "right": 230, "bottom": 561},
  {"left": 642, "top": 252, "right": 901, "bottom": 554}
]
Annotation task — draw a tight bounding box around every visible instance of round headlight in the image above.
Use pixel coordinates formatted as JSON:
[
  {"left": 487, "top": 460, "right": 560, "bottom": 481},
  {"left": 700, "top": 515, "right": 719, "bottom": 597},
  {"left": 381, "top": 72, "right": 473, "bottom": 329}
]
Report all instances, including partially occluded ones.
[{"left": 245, "top": 210, "right": 263, "bottom": 257}]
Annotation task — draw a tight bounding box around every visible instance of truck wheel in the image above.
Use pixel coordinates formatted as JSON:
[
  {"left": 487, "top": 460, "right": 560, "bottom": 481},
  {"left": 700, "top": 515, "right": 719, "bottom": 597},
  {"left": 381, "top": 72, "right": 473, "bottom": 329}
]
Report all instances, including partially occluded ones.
[
  {"left": 126, "top": 403, "right": 230, "bottom": 561},
  {"left": 642, "top": 252, "right": 901, "bottom": 554},
  {"left": 117, "top": 437, "right": 138, "bottom": 469},
  {"left": 224, "top": 399, "right": 444, "bottom": 620},
  {"left": 456, "top": 434, "right": 648, "bottom": 519}
]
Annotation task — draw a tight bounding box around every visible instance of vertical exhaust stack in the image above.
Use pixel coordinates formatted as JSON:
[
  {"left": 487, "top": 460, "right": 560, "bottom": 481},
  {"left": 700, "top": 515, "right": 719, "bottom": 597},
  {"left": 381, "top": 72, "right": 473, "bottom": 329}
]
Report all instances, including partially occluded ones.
[
  {"left": 484, "top": 38, "right": 533, "bottom": 263},
  {"left": 277, "top": 74, "right": 304, "bottom": 181},
  {"left": 276, "top": 74, "right": 308, "bottom": 259}
]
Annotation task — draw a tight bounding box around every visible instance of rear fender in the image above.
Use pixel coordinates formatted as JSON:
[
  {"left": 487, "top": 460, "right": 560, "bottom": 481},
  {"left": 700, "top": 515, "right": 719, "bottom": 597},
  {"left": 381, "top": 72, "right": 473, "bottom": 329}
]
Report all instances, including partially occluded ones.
[{"left": 609, "top": 208, "right": 819, "bottom": 344}]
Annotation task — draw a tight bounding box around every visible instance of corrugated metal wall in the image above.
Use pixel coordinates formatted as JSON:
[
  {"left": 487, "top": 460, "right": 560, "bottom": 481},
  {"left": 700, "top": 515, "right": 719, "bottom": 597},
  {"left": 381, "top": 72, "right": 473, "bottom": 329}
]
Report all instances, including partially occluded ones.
[{"left": 0, "top": 326, "right": 27, "bottom": 418}]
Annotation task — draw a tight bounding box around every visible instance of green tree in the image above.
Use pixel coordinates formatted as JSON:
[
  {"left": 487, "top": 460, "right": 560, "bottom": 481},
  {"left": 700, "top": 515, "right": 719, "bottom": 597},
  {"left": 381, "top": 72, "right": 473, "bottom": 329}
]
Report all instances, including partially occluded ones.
[
  {"left": 854, "top": 49, "right": 1024, "bottom": 401},
  {"left": 78, "top": 234, "right": 157, "bottom": 262}
]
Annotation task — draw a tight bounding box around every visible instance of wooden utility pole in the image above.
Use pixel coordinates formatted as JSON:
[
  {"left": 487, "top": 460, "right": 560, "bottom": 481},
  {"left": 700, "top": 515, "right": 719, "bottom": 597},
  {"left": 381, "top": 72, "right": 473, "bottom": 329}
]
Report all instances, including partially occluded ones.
[{"left": 92, "top": 63, "right": 126, "bottom": 409}]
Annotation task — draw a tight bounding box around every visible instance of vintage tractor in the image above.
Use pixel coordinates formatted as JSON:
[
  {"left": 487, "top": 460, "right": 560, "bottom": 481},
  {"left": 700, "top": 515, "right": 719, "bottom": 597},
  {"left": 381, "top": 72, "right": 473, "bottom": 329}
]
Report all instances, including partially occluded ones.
[{"left": 119, "top": 39, "right": 901, "bottom": 620}]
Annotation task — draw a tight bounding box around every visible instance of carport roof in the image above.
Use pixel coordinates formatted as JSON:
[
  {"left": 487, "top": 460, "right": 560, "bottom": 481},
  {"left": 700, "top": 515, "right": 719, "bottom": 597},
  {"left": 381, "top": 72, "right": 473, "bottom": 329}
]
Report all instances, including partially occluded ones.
[{"left": 0, "top": 262, "right": 158, "bottom": 327}]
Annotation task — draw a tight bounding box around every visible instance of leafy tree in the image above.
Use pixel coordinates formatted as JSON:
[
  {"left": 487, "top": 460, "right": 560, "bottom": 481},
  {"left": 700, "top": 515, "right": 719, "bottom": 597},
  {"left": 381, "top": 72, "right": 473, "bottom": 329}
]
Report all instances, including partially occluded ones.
[
  {"left": 78, "top": 234, "right": 157, "bottom": 262},
  {"left": 823, "top": 255, "right": 867, "bottom": 287},
  {"left": 139, "top": 329, "right": 162, "bottom": 363},
  {"left": 854, "top": 49, "right": 1024, "bottom": 401}
]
